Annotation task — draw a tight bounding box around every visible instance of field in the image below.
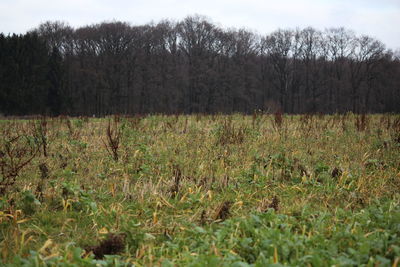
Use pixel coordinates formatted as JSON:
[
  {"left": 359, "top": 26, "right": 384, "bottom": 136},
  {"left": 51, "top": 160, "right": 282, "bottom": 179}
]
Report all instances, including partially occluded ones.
[{"left": 0, "top": 114, "right": 399, "bottom": 266}]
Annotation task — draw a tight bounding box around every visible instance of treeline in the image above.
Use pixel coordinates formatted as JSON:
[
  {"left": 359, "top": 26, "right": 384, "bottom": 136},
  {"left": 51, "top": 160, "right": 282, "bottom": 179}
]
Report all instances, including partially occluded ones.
[{"left": 1, "top": 16, "right": 399, "bottom": 116}]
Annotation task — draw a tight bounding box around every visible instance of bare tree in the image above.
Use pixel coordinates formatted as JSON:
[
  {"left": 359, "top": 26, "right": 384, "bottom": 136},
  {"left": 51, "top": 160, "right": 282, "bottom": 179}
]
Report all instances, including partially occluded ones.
[
  {"left": 261, "top": 29, "right": 294, "bottom": 111},
  {"left": 349, "top": 35, "right": 385, "bottom": 112},
  {"left": 6, "top": 17, "right": 397, "bottom": 116}
]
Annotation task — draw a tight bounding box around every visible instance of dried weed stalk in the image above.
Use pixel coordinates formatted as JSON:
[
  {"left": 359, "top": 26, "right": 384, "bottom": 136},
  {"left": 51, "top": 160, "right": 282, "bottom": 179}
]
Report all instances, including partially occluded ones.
[
  {"left": 0, "top": 129, "right": 39, "bottom": 195},
  {"left": 31, "top": 116, "right": 49, "bottom": 157},
  {"left": 217, "top": 119, "right": 246, "bottom": 145},
  {"left": 170, "top": 164, "right": 182, "bottom": 198},
  {"left": 258, "top": 196, "right": 280, "bottom": 212},
  {"left": 355, "top": 113, "right": 369, "bottom": 132},
  {"left": 213, "top": 201, "right": 232, "bottom": 221},
  {"left": 272, "top": 111, "right": 283, "bottom": 131},
  {"left": 103, "top": 116, "right": 122, "bottom": 161}
]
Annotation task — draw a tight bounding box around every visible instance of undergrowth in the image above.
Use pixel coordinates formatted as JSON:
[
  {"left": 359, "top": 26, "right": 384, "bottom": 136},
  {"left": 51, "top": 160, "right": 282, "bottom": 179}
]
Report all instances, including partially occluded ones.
[{"left": 0, "top": 114, "right": 399, "bottom": 266}]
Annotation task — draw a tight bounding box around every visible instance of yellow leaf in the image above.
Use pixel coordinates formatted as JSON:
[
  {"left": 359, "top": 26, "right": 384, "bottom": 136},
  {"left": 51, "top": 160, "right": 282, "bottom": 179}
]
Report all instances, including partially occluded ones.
[
  {"left": 153, "top": 212, "right": 158, "bottom": 224},
  {"left": 232, "top": 201, "right": 243, "bottom": 207},
  {"left": 179, "top": 194, "right": 187, "bottom": 202},
  {"left": 159, "top": 195, "right": 175, "bottom": 209},
  {"left": 98, "top": 227, "right": 109, "bottom": 234},
  {"left": 207, "top": 190, "right": 212, "bottom": 200},
  {"left": 39, "top": 239, "right": 53, "bottom": 255},
  {"left": 393, "top": 257, "right": 399, "bottom": 267},
  {"left": 44, "top": 253, "right": 60, "bottom": 261},
  {"left": 273, "top": 246, "right": 278, "bottom": 263}
]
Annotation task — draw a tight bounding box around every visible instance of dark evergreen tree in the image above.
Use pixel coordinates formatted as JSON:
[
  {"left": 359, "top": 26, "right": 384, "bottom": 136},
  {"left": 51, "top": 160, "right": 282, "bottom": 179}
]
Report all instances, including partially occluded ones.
[{"left": 47, "top": 47, "right": 64, "bottom": 115}]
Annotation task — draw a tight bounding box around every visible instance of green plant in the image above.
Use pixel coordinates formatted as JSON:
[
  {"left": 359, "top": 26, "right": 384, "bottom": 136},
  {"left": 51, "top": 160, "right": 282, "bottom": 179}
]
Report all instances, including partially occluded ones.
[
  {"left": 19, "top": 190, "right": 41, "bottom": 215},
  {"left": 0, "top": 114, "right": 399, "bottom": 265}
]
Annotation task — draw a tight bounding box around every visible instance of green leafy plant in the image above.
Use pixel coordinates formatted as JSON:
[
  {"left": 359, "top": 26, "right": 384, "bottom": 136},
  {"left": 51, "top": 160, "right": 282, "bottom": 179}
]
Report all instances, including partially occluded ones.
[{"left": 18, "top": 190, "right": 41, "bottom": 215}]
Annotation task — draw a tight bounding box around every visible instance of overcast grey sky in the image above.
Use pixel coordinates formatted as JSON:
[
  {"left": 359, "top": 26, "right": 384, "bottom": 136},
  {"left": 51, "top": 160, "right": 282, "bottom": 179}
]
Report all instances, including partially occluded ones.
[{"left": 1, "top": 0, "right": 399, "bottom": 49}]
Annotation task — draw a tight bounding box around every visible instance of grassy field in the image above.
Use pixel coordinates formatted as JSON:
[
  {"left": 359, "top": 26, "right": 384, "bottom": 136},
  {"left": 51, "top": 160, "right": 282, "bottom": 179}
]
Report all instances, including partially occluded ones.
[{"left": 0, "top": 114, "right": 399, "bottom": 266}]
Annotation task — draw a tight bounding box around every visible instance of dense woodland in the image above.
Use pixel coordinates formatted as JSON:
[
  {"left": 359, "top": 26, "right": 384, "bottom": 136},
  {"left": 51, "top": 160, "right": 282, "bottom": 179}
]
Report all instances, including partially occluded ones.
[{"left": 0, "top": 16, "right": 399, "bottom": 116}]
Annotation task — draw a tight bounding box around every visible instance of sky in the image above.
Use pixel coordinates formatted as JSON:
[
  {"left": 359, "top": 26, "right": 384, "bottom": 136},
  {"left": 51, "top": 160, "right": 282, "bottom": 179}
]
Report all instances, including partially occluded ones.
[{"left": 1, "top": 0, "right": 399, "bottom": 49}]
